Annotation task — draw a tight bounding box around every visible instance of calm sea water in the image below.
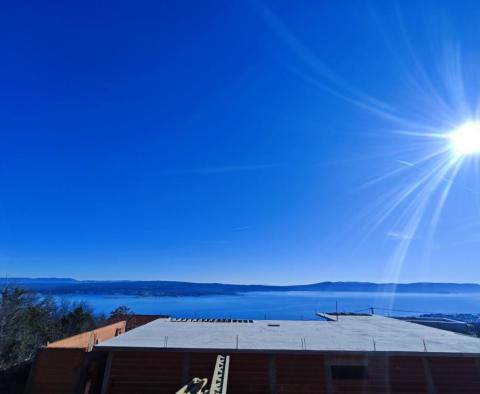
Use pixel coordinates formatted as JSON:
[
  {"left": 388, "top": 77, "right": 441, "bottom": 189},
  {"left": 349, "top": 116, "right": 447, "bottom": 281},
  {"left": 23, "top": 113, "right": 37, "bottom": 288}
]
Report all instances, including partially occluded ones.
[{"left": 57, "top": 291, "right": 480, "bottom": 319}]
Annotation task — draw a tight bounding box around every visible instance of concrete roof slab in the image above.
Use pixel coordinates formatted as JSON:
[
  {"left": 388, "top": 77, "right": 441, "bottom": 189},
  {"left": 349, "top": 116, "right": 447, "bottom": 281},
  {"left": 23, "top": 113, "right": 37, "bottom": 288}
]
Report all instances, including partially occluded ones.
[{"left": 96, "top": 315, "right": 480, "bottom": 354}]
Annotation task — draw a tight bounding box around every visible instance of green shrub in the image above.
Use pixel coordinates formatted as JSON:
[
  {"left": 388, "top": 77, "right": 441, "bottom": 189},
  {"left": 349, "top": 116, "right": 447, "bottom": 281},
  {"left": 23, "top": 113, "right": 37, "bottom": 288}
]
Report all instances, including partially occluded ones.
[{"left": 0, "top": 287, "right": 101, "bottom": 370}]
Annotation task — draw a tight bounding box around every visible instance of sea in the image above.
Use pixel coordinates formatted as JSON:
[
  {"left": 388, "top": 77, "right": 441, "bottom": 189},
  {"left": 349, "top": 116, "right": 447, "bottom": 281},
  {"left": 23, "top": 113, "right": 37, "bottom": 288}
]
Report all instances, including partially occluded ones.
[{"left": 57, "top": 291, "right": 480, "bottom": 320}]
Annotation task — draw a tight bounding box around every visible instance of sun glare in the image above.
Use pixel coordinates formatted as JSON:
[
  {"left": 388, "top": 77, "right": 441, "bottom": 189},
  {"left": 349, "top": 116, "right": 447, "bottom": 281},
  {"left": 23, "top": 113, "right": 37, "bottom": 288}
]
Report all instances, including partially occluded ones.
[{"left": 449, "top": 121, "right": 480, "bottom": 157}]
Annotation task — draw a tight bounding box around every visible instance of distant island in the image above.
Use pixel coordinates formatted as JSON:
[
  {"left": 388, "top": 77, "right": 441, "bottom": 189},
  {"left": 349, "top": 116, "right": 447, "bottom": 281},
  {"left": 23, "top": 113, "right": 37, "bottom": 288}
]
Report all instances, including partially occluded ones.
[{"left": 2, "top": 278, "right": 480, "bottom": 297}]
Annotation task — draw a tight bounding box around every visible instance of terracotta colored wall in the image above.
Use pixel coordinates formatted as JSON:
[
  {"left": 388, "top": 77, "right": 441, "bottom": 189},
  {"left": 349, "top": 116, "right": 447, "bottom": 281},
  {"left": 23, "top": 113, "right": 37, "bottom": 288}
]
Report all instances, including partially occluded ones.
[{"left": 47, "top": 321, "right": 126, "bottom": 349}]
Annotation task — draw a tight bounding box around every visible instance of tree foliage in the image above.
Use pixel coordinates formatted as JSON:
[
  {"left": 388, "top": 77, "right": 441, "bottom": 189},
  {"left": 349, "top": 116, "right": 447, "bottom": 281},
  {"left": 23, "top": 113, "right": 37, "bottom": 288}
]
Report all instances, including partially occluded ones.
[
  {"left": 109, "top": 305, "right": 133, "bottom": 319},
  {"left": 0, "top": 287, "right": 101, "bottom": 370}
]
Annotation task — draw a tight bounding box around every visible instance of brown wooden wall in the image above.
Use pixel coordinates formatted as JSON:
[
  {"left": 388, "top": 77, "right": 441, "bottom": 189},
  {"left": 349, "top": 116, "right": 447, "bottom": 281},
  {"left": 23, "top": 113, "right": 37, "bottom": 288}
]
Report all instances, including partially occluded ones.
[
  {"left": 102, "top": 351, "right": 480, "bottom": 394},
  {"left": 26, "top": 348, "right": 86, "bottom": 394},
  {"left": 427, "top": 356, "right": 480, "bottom": 394},
  {"left": 25, "top": 322, "right": 125, "bottom": 394}
]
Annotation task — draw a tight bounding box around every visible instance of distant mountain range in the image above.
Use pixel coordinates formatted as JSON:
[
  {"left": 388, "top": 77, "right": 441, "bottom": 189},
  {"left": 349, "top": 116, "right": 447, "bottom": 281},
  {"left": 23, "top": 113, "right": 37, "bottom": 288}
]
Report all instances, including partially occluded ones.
[{"left": 1, "top": 278, "right": 480, "bottom": 297}]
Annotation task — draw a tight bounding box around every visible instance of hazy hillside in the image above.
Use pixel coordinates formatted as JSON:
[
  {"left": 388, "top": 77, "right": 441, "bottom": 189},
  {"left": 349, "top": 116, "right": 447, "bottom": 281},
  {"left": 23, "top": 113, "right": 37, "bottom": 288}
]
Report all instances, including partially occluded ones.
[{"left": 2, "top": 278, "right": 480, "bottom": 297}]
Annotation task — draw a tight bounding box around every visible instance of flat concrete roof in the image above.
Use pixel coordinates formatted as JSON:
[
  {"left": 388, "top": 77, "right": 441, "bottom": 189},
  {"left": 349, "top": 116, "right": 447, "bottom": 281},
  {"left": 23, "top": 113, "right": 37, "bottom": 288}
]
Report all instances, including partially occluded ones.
[{"left": 97, "top": 315, "right": 480, "bottom": 354}]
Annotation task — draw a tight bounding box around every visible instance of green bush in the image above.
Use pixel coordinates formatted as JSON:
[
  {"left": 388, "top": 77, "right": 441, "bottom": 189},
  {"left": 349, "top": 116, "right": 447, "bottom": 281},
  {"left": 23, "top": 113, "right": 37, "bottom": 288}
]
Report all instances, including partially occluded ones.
[{"left": 0, "top": 287, "right": 102, "bottom": 370}]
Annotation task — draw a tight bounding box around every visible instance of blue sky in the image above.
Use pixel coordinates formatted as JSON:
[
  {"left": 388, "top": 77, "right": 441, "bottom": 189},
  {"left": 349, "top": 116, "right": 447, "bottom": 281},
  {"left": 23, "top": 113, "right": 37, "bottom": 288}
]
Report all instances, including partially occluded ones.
[{"left": 1, "top": 1, "right": 479, "bottom": 283}]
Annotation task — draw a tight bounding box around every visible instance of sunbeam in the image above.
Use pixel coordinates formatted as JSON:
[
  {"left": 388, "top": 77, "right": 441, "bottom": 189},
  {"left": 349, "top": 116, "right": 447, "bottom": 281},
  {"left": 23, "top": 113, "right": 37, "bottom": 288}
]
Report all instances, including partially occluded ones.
[{"left": 254, "top": 0, "right": 480, "bottom": 283}]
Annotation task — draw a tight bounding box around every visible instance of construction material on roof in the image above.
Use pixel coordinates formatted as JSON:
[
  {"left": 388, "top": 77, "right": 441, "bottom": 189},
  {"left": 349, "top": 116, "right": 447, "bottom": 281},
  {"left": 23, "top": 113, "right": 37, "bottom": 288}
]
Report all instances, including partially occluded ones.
[
  {"left": 209, "top": 355, "right": 229, "bottom": 394},
  {"left": 174, "top": 354, "right": 230, "bottom": 394},
  {"left": 175, "top": 377, "right": 208, "bottom": 394}
]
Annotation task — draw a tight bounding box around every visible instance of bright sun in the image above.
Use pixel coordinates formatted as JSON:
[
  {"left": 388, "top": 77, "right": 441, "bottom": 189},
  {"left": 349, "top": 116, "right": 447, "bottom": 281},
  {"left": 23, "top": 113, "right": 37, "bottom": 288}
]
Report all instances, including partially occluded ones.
[{"left": 449, "top": 121, "right": 480, "bottom": 157}]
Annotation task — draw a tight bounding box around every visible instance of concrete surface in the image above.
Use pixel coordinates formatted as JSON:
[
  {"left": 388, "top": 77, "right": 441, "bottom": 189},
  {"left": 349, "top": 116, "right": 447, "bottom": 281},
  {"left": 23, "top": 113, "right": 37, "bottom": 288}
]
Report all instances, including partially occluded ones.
[{"left": 97, "top": 315, "right": 480, "bottom": 353}]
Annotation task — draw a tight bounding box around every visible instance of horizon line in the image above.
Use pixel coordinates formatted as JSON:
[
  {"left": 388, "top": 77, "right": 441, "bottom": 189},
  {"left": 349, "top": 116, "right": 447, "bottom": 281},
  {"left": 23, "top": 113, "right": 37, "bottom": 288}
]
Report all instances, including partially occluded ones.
[{"left": 1, "top": 276, "right": 479, "bottom": 286}]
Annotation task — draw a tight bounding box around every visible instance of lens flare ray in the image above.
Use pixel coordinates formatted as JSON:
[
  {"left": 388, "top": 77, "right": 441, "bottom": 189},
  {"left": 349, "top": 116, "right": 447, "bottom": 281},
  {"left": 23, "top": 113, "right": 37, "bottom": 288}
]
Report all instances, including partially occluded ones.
[{"left": 256, "top": 0, "right": 480, "bottom": 283}]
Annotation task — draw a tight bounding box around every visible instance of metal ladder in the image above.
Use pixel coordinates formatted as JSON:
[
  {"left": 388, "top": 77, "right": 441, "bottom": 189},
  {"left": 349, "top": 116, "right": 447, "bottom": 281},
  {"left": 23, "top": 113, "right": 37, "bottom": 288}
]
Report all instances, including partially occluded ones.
[{"left": 175, "top": 355, "right": 230, "bottom": 394}]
